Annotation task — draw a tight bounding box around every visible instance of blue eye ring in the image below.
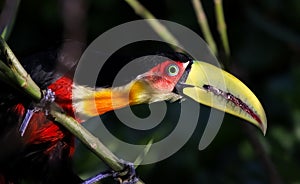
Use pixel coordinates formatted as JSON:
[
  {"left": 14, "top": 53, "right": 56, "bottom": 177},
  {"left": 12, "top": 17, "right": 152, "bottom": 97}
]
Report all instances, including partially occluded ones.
[{"left": 166, "top": 64, "right": 179, "bottom": 76}]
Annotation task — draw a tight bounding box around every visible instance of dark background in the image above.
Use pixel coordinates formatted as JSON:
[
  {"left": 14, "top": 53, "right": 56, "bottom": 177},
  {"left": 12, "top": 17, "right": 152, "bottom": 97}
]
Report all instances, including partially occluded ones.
[{"left": 1, "top": 0, "right": 300, "bottom": 183}]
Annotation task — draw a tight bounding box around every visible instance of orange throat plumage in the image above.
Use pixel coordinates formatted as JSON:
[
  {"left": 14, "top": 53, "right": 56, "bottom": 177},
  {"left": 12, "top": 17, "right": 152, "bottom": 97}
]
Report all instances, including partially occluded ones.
[{"left": 72, "top": 79, "right": 182, "bottom": 120}]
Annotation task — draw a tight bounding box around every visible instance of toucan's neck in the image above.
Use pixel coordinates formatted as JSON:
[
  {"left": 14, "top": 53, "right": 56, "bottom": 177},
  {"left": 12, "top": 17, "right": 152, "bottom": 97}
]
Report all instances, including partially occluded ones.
[{"left": 72, "top": 79, "right": 181, "bottom": 120}]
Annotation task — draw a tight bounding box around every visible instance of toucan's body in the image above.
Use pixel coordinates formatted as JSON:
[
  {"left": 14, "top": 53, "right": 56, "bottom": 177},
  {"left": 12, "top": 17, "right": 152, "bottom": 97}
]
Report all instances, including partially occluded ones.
[
  {"left": 0, "top": 53, "right": 82, "bottom": 183},
  {"left": 0, "top": 52, "right": 266, "bottom": 184}
]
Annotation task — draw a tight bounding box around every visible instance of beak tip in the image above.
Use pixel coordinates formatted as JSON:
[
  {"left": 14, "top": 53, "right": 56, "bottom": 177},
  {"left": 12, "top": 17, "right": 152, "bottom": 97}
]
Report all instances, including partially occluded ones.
[
  {"left": 257, "top": 118, "right": 267, "bottom": 136},
  {"left": 260, "top": 113, "right": 268, "bottom": 136},
  {"left": 261, "top": 123, "right": 267, "bottom": 136}
]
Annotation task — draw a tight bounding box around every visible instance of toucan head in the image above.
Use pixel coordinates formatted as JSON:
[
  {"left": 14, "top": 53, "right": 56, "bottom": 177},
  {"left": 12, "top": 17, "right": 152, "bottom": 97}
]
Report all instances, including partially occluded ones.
[
  {"left": 74, "top": 52, "right": 267, "bottom": 134},
  {"left": 130, "top": 52, "right": 267, "bottom": 134}
]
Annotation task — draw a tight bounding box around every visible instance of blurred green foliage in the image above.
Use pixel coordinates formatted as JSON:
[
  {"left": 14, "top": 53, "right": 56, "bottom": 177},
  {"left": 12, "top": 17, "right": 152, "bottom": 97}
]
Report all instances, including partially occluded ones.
[{"left": 2, "top": 0, "right": 300, "bottom": 183}]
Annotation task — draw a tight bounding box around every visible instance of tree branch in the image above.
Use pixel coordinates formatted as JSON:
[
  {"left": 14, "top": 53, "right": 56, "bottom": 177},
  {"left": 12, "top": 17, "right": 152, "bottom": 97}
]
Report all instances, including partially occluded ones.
[
  {"left": 0, "top": 37, "right": 42, "bottom": 101},
  {"left": 0, "top": 36, "right": 144, "bottom": 184}
]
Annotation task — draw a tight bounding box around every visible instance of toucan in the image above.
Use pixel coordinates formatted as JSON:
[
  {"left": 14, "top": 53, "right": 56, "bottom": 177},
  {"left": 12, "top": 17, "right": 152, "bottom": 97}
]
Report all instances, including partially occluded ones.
[{"left": 0, "top": 51, "right": 267, "bottom": 183}]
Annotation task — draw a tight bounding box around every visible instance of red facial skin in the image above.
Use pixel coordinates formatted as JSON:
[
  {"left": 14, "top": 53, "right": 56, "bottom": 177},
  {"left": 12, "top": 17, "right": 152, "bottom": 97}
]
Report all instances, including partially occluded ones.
[{"left": 142, "top": 60, "right": 187, "bottom": 92}]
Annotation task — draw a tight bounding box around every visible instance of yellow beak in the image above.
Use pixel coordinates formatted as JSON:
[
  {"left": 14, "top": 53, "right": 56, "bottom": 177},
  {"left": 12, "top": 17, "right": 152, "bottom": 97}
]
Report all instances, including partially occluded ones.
[{"left": 182, "top": 61, "right": 267, "bottom": 135}]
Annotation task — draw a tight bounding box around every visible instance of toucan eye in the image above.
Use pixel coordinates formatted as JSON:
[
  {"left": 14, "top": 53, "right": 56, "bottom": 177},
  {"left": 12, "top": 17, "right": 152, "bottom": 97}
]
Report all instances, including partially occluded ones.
[{"left": 166, "top": 64, "right": 179, "bottom": 76}]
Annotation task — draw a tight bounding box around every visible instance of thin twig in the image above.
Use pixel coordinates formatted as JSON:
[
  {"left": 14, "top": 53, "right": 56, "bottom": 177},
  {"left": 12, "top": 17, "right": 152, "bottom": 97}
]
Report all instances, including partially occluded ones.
[
  {"left": 0, "top": 0, "right": 21, "bottom": 40},
  {"left": 214, "top": 0, "right": 230, "bottom": 56},
  {"left": 191, "top": 0, "right": 217, "bottom": 55},
  {"left": 133, "top": 139, "right": 153, "bottom": 167},
  {"left": 124, "top": 0, "right": 182, "bottom": 52}
]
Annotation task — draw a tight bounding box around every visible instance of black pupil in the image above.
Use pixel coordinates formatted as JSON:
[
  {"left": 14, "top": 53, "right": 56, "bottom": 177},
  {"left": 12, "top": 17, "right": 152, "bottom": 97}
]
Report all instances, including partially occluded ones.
[{"left": 169, "top": 66, "right": 177, "bottom": 74}]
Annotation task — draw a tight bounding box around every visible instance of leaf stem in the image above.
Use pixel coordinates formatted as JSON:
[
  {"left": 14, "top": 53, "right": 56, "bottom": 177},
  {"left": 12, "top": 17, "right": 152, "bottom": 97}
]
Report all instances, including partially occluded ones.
[
  {"left": 191, "top": 0, "right": 218, "bottom": 55},
  {"left": 124, "top": 0, "right": 182, "bottom": 52},
  {"left": 0, "top": 0, "right": 21, "bottom": 40},
  {"left": 214, "top": 0, "right": 230, "bottom": 56}
]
